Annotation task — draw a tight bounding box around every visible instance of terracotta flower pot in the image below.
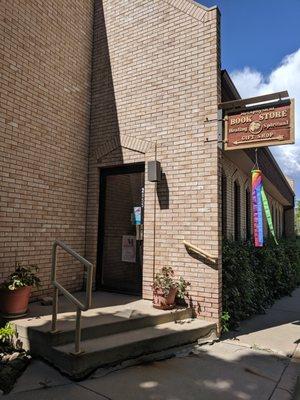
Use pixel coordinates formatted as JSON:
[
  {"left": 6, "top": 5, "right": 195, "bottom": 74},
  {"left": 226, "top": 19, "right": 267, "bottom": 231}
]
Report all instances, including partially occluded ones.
[
  {"left": 153, "top": 286, "right": 178, "bottom": 310},
  {"left": 0, "top": 286, "right": 31, "bottom": 318}
]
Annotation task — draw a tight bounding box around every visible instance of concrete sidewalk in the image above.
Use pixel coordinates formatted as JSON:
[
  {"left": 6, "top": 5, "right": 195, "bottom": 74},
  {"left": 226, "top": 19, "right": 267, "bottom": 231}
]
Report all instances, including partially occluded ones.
[{"left": 5, "top": 288, "right": 300, "bottom": 399}]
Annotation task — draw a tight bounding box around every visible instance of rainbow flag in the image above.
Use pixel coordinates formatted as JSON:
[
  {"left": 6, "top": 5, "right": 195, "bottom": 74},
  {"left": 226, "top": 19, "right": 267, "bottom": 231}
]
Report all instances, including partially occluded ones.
[
  {"left": 252, "top": 169, "right": 264, "bottom": 247},
  {"left": 251, "top": 169, "right": 278, "bottom": 247}
]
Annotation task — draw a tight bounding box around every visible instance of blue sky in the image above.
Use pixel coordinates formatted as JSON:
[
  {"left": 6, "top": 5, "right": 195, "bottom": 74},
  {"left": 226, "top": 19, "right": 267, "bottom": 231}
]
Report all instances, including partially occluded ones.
[{"left": 198, "top": 0, "right": 300, "bottom": 199}]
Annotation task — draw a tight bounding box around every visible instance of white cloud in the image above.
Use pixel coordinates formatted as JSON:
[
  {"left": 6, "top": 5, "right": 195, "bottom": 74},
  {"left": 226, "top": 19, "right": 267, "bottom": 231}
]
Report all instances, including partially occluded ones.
[{"left": 230, "top": 49, "right": 300, "bottom": 194}]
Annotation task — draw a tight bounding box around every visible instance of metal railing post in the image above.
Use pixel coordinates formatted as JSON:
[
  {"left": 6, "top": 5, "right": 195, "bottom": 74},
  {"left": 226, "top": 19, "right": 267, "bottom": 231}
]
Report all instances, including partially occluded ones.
[
  {"left": 51, "top": 242, "right": 58, "bottom": 333},
  {"left": 75, "top": 308, "right": 82, "bottom": 354},
  {"left": 49, "top": 240, "right": 93, "bottom": 354},
  {"left": 51, "top": 287, "right": 59, "bottom": 333}
]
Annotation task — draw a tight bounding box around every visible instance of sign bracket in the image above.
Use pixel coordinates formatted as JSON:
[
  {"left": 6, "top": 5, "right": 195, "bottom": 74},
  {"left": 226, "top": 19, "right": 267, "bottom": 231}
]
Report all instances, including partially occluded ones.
[{"left": 218, "top": 90, "right": 289, "bottom": 111}]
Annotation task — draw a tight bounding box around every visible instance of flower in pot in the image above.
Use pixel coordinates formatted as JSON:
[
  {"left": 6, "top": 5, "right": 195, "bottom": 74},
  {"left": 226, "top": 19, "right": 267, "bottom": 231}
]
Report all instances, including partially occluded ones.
[
  {"left": 0, "top": 263, "right": 41, "bottom": 318},
  {"left": 152, "top": 267, "right": 190, "bottom": 310}
]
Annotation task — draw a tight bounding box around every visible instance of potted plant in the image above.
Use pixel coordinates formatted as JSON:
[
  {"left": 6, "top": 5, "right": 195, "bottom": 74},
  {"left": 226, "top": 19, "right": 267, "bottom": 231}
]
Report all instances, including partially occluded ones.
[
  {"left": 152, "top": 267, "right": 190, "bottom": 310},
  {"left": 0, "top": 263, "right": 41, "bottom": 318},
  {"left": 176, "top": 276, "right": 191, "bottom": 306}
]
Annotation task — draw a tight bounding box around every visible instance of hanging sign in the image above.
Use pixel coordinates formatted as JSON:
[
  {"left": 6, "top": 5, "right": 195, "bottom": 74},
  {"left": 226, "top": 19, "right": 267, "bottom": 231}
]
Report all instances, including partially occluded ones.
[{"left": 224, "top": 100, "right": 294, "bottom": 151}]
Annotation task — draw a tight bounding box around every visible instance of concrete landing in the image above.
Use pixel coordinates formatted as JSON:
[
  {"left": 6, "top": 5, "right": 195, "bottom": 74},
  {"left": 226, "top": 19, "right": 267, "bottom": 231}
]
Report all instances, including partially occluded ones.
[{"left": 14, "top": 291, "right": 185, "bottom": 332}]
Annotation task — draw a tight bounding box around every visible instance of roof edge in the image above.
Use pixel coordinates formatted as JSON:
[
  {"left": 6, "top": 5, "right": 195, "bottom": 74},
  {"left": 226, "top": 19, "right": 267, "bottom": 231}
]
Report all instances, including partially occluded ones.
[
  {"left": 186, "top": 0, "right": 218, "bottom": 12},
  {"left": 221, "top": 70, "right": 241, "bottom": 99},
  {"left": 165, "top": 0, "right": 219, "bottom": 22}
]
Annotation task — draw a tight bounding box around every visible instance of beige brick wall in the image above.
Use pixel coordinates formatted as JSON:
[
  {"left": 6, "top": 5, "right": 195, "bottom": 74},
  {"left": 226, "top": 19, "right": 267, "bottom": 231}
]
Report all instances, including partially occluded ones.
[
  {"left": 86, "top": 0, "right": 222, "bottom": 321},
  {"left": 285, "top": 208, "right": 295, "bottom": 238},
  {"left": 0, "top": 1, "right": 94, "bottom": 297},
  {"left": 1, "top": 0, "right": 294, "bottom": 324}
]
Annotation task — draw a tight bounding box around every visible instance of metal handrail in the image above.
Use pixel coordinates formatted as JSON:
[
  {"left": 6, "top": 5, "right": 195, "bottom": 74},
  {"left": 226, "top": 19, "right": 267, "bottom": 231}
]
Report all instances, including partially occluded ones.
[{"left": 50, "top": 240, "right": 93, "bottom": 354}]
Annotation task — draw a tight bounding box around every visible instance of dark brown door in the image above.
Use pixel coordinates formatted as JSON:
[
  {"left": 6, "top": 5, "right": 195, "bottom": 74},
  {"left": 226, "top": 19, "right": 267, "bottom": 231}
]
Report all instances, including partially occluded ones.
[{"left": 97, "top": 164, "right": 144, "bottom": 295}]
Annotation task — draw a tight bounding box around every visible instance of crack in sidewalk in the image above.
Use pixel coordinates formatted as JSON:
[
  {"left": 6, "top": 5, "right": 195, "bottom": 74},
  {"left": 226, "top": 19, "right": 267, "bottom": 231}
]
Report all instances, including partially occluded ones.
[{"left": 76, "top": 382, "right": 114, "bottom": 400}]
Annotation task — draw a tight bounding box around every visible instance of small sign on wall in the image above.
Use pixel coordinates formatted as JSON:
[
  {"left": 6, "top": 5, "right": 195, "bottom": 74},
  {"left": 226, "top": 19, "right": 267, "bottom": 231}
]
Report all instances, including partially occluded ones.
[
  {"left": 122, "top": 235, "right": 136, "bottom": 263},
  {"left": 133, "top": 207, "right": 142, "bottom": 225}
]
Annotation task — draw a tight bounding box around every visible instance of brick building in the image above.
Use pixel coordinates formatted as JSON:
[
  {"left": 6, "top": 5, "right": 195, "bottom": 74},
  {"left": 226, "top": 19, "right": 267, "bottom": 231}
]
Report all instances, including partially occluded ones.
[{"left": 0, "top": 0, "right": 294, "bottom": 324}]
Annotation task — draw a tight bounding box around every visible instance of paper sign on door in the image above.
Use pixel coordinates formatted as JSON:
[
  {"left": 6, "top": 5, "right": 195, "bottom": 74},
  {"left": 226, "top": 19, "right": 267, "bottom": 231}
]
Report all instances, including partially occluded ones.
[{"left": 122, "top": 235, "right": 136, "bottom": 263}]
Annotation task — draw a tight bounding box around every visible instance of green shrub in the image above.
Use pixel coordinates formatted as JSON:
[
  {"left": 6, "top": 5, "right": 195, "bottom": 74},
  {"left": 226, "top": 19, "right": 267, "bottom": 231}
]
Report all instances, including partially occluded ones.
[
  {"left": 0, "top": 323, "right": 16, "bottom": 345},
  {"left": 222, "top": 238, "right": 300, "bottom": 329},
  {"left": 221, "top": 311, "right": 230, "bottom": 333}
]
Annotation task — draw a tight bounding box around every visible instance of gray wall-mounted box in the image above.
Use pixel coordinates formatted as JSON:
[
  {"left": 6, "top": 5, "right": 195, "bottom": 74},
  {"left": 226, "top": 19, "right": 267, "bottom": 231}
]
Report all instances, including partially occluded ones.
[{"left": 148, "top": 161, "right": 161, "bottom": 182}]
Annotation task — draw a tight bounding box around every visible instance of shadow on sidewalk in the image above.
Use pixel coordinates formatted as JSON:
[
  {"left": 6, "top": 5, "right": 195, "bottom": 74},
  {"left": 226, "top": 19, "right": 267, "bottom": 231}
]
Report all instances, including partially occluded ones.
[
  {"left": 222, "top": 287, "right": 300, "bottom": 349},
  {"left": 7, "top": 342, "right": 297, "bottom": 400}
]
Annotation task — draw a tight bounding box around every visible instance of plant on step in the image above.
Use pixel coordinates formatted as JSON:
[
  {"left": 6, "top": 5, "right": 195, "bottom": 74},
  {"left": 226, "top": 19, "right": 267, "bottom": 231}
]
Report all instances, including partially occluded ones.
[
  {"left": 0, "top": 323, "right": 16, "bottom": 345},
  {"left": 152, "top": 267, "right": 190, "bottom": 310},
  {"left": 0, "top": 263, "right": 41, "bottom": 318}
]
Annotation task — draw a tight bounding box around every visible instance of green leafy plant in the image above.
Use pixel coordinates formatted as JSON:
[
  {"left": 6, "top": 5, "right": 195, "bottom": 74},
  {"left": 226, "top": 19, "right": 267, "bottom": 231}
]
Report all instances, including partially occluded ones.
[
  {"left": 222, "top": 238, "right": 300, "bottom": 330},
  {"left": 153, "top": 267, "right": 176, "bottom": 296},
  {"left": 1, "top": 263, "right": 41, "bottom": 291},
  {"left": 221, "top": 311, "right": 230, "bottom": 333},
  {"left": 177, "top": 276, "right": 191, "bottom": 300},
  {"left": 0, "top": 323, "right": 16, "bottom": 344},
  {"left": 153, "top": 267, "right": 190, "bottom": 300}
]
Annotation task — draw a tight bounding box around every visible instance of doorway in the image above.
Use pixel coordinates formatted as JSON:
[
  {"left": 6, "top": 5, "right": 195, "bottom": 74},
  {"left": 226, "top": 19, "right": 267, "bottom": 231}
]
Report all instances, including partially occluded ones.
[{"left": 97, "top": 164, "right": 145, "bottom": 296}]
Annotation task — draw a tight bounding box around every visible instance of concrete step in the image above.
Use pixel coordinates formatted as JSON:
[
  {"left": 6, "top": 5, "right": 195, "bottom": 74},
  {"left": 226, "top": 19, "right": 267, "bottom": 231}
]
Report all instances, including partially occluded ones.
[
  {"left": 11, "top": 293, "right": 216, "bottom": 380},
  {"left": 16, "top": 307, "right": 192, "bottom": 348},
  {"left": 45, "top": 319, "right": 217, "bottom": 379}
]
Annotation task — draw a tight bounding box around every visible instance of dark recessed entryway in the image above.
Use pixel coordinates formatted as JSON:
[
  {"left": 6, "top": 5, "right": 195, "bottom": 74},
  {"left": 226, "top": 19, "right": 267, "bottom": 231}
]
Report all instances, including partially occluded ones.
[{"left": 97, "top": 163, "right": 145, "bottom": 296}]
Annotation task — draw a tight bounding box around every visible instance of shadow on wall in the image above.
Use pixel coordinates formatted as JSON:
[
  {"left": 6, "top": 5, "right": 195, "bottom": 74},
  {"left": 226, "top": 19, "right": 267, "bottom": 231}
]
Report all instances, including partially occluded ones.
[
  {"left": 157, "top": 173, "right": 169, "bottom": 210},
  {"left": 86, "top": 0, "right": 124, "bottom": 283},
  {"left": 91, "top": 0, "right": 123, "bottom": 162}
]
